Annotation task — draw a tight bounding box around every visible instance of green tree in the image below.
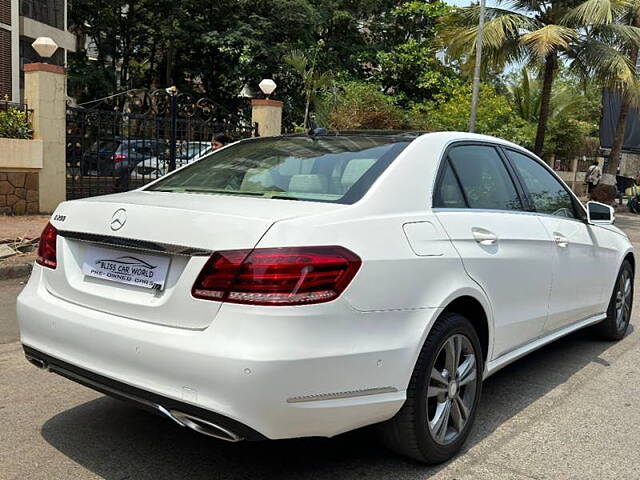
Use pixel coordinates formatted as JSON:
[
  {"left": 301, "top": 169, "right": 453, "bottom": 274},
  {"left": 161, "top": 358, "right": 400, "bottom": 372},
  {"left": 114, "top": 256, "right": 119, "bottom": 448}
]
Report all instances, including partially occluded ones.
[
  {"left": 447, "top": 0, "right": 640, "bottom": 156},
  {"left": 412, "top": 83, "right": 536, "bottom": 148},
  {"left": 370, "top": 1, "right": 459, "bottom": 105},
  {"left": 563, "top": 0, "right": 640, "bottom": 174},
  {"left": 309, "top": 0, "right": 397, "bottom": 75},
  {"left": 507, "top": 67, "right": 592, "bottom": 123},
  {"left": 284, "top": 48, "right": 333, "bottom": 129},
  {"left": 544, "top": 114, "right": 597, "bottom": 159},
  {"left": 69, "top": 0, "right": 321, "bottom": 116}
]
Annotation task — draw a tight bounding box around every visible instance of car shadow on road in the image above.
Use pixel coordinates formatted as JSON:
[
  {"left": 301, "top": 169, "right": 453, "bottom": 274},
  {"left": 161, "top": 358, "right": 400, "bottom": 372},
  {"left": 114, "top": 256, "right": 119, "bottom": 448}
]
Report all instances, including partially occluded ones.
[{"left": 40, "top": 328, "right": 626, "bottom": 480}]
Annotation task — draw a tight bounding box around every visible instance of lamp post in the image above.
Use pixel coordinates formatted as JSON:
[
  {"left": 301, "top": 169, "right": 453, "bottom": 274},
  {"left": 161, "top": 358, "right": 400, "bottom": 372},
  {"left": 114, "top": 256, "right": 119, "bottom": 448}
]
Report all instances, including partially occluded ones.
[
  {"left": 469, "top": 0, "right": 486, "bottom": 133},
  {"left": 166, "top": 86, "right": 178, "bottom": 172},
  {"left": 31, "top": 37, "right": 58, "bottom": 61},
  {"left": 258, "top": 79, "right": 277, "bottom": 99}
]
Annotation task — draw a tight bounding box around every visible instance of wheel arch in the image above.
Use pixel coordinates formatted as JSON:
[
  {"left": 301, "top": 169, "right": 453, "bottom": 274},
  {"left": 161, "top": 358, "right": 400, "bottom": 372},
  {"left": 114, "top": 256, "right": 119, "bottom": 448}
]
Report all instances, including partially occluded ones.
[
  {"left": 441, "top": 295, "right": 490, "bottom": 365},
  {"left": 403, "top": 288, "right": 494, "bottom": 392},
  {"left": 624, "top": 251, "right": 635, "bottom": 273}
]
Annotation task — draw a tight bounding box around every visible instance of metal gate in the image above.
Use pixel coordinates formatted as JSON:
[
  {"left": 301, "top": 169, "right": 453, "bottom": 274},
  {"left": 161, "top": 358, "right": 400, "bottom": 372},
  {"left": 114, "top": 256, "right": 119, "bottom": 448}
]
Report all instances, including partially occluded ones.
[{"left": 66, "top": 89, "right": 257, "bottom": 200}]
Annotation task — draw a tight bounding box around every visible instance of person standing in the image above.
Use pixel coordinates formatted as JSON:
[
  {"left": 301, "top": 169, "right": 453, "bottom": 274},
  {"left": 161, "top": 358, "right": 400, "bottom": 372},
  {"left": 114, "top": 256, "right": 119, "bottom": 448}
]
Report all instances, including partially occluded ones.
[{"left": 585, "top": 160, "right": 602, "bottom": 197}]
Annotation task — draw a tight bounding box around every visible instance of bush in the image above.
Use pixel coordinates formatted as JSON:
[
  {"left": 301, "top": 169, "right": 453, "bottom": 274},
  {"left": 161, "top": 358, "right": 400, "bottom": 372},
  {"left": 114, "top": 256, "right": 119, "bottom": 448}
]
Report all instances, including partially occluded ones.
[
  {"left": 325, "top": 82, "right": 408, "bottom": 130},
  {"left": 543, "top": 115, "right": 597, "bottom": 159},
  {"left": 0, "top": 107, "right": 33, "bottom": 139}
]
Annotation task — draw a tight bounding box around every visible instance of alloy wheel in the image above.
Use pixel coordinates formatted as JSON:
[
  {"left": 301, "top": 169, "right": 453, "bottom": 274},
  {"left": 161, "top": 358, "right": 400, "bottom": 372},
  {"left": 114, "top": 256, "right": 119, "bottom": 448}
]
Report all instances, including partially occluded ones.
[
  {"left": 615, "top": 269, "right": 633, "bottom": 331},
  {"left": 427, "top": 334, "right": 478, "bottom": 445}
]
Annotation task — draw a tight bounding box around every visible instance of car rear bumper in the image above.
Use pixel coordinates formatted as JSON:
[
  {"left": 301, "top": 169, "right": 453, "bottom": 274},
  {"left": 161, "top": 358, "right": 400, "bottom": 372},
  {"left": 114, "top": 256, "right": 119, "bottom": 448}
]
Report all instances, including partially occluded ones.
[
  {"left": 18, "top": 266, "right": 439, "bottom": 440},
  {"left": 23, "top": 344, "right": 264, "bottom": 441}
]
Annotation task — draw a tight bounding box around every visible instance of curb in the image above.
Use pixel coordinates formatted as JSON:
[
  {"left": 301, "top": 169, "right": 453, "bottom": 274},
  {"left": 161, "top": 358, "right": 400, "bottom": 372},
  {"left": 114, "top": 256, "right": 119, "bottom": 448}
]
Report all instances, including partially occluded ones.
[{"left": 0, "top": 262, "right": 33, "bottom": 280}]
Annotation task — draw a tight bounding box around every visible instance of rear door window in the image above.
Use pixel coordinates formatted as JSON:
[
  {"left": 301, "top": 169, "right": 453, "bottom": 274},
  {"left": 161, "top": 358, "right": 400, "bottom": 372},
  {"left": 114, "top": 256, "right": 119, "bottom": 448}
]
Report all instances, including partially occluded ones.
[
  {"left": 447, "top": 145, "right": 522, "bottom": 211},
  {"left": 434, "top": 161, "right": 466, "bottom": 208}
]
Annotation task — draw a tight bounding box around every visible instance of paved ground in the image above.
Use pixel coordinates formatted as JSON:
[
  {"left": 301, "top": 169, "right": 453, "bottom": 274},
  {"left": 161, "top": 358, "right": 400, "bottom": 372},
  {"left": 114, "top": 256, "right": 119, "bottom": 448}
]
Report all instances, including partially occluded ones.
[
  {"left": 1, "top": 214, "right": 640, "bottom": 479},
  {"left": 0, "top": 278, "right": 27, "bottom": 344},
  {"left": 0, "top": 215, "right": 48, "bottom": 242}
]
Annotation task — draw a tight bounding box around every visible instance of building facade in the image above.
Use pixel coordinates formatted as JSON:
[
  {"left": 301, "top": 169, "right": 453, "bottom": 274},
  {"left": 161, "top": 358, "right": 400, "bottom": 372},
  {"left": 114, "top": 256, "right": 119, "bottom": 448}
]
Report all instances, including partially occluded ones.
[{"left": 0, "top": 0, "right": 74, "bottom": 103}]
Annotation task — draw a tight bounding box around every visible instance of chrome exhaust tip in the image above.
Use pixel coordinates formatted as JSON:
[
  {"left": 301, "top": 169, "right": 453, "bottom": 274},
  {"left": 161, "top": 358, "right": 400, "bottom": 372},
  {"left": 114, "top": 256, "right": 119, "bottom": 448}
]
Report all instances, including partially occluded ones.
[
  {"left": 25, "top": 354, "right": 47, "bottom": 370},
  {"left": 169, "top": 410, "right": 244, "bottom": 442}
]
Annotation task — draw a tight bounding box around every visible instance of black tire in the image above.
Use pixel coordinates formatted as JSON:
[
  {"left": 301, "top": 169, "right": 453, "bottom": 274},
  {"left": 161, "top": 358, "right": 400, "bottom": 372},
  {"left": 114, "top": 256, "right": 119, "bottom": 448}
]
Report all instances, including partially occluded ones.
[
  {"left": 594, "top": 260, "right": 634, "bottom": 341},
  {"left": 377, "top": 312, "right": 483, "bottom": 464}
]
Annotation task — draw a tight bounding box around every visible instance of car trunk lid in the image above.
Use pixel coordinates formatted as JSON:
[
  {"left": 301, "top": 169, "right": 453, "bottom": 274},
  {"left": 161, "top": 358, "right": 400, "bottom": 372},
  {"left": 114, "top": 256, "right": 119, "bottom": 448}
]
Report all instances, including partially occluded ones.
[{"left": 44, "top": 191, "right": 342, "bottom": 329}]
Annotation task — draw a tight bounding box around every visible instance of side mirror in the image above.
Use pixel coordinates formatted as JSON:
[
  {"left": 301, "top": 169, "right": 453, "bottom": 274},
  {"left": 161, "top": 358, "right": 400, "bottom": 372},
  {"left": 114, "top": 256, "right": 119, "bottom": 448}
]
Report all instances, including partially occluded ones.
[{"left": 586, "top": 201, "right": 615, "bottom": 225}]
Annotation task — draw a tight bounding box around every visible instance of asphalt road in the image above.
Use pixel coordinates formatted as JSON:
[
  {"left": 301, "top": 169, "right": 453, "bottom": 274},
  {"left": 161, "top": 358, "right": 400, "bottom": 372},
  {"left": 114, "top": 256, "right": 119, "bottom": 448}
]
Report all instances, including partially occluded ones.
[{"left": 2, "top": 214, "right": 640, "bottom": 479}]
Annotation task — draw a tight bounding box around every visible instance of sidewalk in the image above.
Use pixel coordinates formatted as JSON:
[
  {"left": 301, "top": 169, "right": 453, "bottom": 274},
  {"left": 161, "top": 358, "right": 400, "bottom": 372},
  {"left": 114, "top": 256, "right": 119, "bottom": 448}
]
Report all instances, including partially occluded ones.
[{"left": 0, "top": 215, "right": 48, "bottom": 280}]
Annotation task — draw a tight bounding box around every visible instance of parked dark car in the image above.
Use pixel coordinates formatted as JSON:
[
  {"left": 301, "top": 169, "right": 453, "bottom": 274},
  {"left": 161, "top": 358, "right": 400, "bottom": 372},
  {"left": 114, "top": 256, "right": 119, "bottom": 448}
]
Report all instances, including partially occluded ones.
[{"left": 81, "top": 139, "right": 169, "bottom": 175}]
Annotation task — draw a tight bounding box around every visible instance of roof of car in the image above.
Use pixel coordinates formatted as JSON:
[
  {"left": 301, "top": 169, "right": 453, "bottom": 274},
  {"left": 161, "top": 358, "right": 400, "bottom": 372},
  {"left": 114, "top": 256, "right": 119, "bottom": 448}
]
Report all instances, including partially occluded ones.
[
  {"left": 276, "top": 130, "right": 530, "bottom": 152},
  {"left": 283, "top": 129, "right": 428, "bottom": 139}
]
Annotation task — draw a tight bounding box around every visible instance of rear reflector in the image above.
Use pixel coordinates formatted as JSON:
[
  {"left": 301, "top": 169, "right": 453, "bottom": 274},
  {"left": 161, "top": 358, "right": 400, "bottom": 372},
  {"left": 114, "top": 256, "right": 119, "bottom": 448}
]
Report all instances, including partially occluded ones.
[
  {"left": 192, "top": 246, "right": 361, "bottom": 306},
  {"left": 36, "top": 222, "right": 58, "bottom": 269}
]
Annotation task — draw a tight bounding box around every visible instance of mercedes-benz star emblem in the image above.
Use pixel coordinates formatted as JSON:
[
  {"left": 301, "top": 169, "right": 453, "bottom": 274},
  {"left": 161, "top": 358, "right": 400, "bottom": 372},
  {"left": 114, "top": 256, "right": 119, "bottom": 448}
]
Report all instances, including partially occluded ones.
[{"left": 110, "top": 208, "right": 127, "bottom": 231}]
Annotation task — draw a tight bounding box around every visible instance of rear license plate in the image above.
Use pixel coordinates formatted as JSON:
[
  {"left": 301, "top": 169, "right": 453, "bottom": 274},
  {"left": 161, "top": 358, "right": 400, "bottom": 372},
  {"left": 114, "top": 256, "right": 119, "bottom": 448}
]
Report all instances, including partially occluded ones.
[{"left": 82, "top": 245, "right": 171, "bottom": 290}]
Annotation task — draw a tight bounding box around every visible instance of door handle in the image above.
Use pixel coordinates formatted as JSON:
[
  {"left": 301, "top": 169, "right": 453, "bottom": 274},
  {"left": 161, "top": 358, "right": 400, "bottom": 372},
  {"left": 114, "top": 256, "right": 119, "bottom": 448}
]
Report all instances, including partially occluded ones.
[
  {"left": 553, "top": 233, "right": 569, "bottom": 248},
  {"left": 472, "top": 228, "right": 498, "bottom": 245}
]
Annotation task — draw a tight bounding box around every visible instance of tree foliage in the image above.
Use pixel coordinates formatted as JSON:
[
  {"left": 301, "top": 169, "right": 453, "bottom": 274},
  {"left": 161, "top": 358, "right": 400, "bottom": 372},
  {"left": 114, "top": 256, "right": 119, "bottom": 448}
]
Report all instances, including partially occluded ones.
[
  {"left": 447, "top": 0, "right": 640, "bottom": 155},
  {"left": 412, "top": 84, "right": 535, "bottom": 148},
  {"left": 370, "top": 1, "right": 459, "bottom": 105},
  {"left": 284, "top": 48, "right": 333, "bottom": 129},
  {"left": 68, "top": 0, "right": 454, "bottom": 126},
  {"left": 66, "top": 0, "right": 636, "bottom": 160}
]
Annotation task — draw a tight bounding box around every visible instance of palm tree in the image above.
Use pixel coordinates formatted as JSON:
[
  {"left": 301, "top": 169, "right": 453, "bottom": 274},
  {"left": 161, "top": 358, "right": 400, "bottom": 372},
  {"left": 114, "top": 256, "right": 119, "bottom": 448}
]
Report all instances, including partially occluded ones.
[
  {"left": 564, "top": 0, "right": 640, "bottom": 175},
  {"left": 508, "top": 67, "right": 585, "bottom": 123},
  {"left": 284, "top": 49, "right": 333, "bottom": 130},
  {"left": 448, "top": 0, "right": 640, "bottom": 157}
]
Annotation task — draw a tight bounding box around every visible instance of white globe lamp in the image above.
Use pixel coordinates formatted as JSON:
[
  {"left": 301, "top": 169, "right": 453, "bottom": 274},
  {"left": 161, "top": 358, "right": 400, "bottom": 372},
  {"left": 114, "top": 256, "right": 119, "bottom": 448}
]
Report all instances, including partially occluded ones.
[
  {"left": 32, "top": 37, "right": 58, "bottom": 59},
  {"left": 259, "top": 79, "right": 277, "bottom": 99}
]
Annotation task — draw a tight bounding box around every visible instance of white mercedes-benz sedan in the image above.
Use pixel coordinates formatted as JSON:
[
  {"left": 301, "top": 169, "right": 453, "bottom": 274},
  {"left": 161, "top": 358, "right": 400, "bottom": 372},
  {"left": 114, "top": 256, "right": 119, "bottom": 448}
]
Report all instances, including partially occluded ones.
[{"left": 18, "top": 131, "right": 634, "bottom": 463}]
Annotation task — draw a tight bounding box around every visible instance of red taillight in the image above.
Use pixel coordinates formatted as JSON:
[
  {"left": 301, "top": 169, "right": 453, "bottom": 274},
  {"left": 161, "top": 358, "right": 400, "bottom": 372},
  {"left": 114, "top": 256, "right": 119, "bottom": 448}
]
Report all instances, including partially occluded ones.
[
  {"left": 192, "top": 246, "right": 361, "bottom": 306},
  {"left": 36, "top": 222, "right": 57, "bottom": 269},
  {"left": 112, "top": 153, "right": 127, "bottom": 163}
]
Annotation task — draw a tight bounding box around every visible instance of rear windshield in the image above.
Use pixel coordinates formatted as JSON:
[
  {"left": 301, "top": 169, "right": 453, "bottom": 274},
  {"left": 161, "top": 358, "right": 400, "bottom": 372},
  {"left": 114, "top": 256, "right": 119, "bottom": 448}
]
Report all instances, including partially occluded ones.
[
  {"left": 147, "top": 136, "right": 410, "bottom": 204},
  {"left": 94, "top": 140, "right": 120, "bottom": 154}
]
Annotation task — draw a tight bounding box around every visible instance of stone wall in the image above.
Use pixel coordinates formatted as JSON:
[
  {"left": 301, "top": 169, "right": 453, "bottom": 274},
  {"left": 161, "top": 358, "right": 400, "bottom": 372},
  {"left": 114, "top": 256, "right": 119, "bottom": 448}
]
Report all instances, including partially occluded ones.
[{"left": 0, "top": 172, "right": 39, "bottom": 215}]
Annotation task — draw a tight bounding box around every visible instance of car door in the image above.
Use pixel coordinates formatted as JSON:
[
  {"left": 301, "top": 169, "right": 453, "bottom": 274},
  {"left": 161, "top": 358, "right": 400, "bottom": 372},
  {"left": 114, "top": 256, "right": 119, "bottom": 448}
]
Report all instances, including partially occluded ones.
[
  {"left": 502, "top": 148, "right": 602, "bottom": 333},
  {"left": 433, "top": 143, "right": 554, "bottom": 358}
]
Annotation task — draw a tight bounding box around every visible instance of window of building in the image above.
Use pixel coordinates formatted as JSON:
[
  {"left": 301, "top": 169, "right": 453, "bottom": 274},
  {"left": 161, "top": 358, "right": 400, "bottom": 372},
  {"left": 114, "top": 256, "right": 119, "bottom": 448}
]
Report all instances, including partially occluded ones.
[
  {"left": 20, "top": 0, "right": 64, "bottom": 30},
  {"left": 0, "top": 28, "right": 11, "bottom": 99}
]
